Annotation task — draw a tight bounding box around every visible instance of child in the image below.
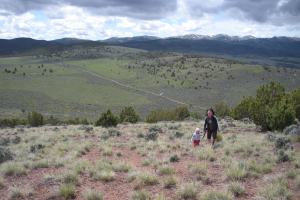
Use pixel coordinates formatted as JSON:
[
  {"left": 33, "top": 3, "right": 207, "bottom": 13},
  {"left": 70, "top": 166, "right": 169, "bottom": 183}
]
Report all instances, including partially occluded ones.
[{"left": 191, "top": 127, "right": 202, "bottom": 147}]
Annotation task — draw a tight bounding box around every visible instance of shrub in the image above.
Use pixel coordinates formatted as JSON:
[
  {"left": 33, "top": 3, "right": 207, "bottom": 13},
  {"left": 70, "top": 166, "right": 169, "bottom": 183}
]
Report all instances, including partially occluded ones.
[
  {"left": 230, "top": 96, "right": 255, "bottom": 120},
  {"left": 291, "top": 88, "right": 300, "bottom": 120},
  {"left": 30, "top": 144, "right": 45, "bottom": 153},
  {"left": 215, "top": 102, "right": 231, "bottom": 118},
  {"left": 216, "top": 134, "right": 223, "bottom": 142},
  {"left": 275, "top": 137, "right": 291, "bottom": 150},
  {"left": 119, "top": 106, "right": 140, "bottom": 123},
  {"left": 84, "top": 189, "right": 103, "bottom": 200},
  {"left": 2, "top": 162, "right": 26, "bottom": 176},
  {"left": 176, "top": 183, "right": 198, "bottom": 200},
  {"left": 226, "top": 161, "right": 248, "bottom": 180},
  {"left": 9, "top": 187, "right": 25, "bottom": 200},
  {"left": 146, "top": 106, "right": 190, "bottom": 123},
  {"left": 59, "top": 183, "right": 76, "bottom": 199},
  {"left": 27, "top": 111, "right": 44, "bottom": 127},
  {"left": 137, "top": 173, "right": 159, "bottom": 186},
  {"left": 0, "top": 147, "right": 14, "bottom": 164},
  {"left": 170, "top": 154, "right": 179, "bottom": 162},
  {"left": 112, "top": 161, "right": 131, "bottom": 172},
  {"left": 31, "top": 160, "right": 49, "bottom": 169},
  {"left": 266, "top": 96, "right": 295, "bottom": 131},
  {"left": 95, "top": 110, "right": 118, "bottom": 127},
  {"left": 158, "top": 166, "right": 175, "bottom": 176},
  {"left": 189, "top": 162, "right": 207, "bottom": 180},
  {"left": 259, "top": 177, "right": 290, "bottom": 200},
  {"left": 94, "top": 170, "right": 115, "bottom": 182},
  {"left": 63, "top": 173, "right": 78, "bottom": 185},
  {"left": 145, "top": 131, "right": 158, "bottom": 141},
  {"left": 228, "top": 182, "right": 245, "bottom": 197},
  {"left": 131, "top": 190, "right": 151, "bottom": 200},
  {"left": 0, "top": 118, "right": 27, "bottom": 128},
  {"left": 231, "top": 82, "right": 297, "bottom": 131},
  {"left": 163, "top": 176, "right": 177, "bottom": 188},
  {"left": 277, "top": 150, "right": 290, "bottom": 163},
  {"left": 202, "top": 191, "right": 232, "bottom": 200}
]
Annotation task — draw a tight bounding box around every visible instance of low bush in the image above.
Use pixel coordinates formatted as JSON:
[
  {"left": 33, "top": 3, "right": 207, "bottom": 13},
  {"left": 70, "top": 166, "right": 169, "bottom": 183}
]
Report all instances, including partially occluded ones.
[
  {"left": 146, "top": 106, "right": 190, "bottom": 123},
  {"left": 84, "top": 189, "right": 103, "bottom": 200},
  {"left": 0, "top": 147, "right": 14, "bottom": 164},
  {"left": 169, "top": 154, "right": 179, "bottom": 162},
  {"left": 59, "top": 183, "right": 76, "bottom": 200},
  {"left": 176, "top": 183, "right": 198, "bottom": 200},
  {"left": 2, "top": 162, "right": 26, "bottom": 176},
  {"left": 27, "top": 111, "right": 44, "bottom": 127},
  {"left": 228, "top": 182, "right": 245, "bottom": 197},
  {"left": 215, "top": 101, "right": 231, "bottom": 118},
  {"left": 163, "top": 176, "right": 177, "bottom": 189},
  {"left": 131, "top": 190, "right": 151, "bottom": 200},
  {"left": 95, "top": 110, "right": 118, "bottom": 127},
  {"left": 158, "top": 166, "right": 175, "bottom": 176},
  {"left": 202, "top": 191, "right": 232, "bottom": 200},
  {"left": 119, "top": 106, "right": 140, "bottom": 123},
  {"left": 259, "top": 177, "right": 290, "bottom": 200}
]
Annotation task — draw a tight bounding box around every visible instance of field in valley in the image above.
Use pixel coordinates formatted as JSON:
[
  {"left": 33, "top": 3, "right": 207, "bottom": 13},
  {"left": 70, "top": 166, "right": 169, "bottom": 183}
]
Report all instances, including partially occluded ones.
[
  {"left": 0, "top": 119, "right": 299, "bottom": 199},
  {"left": 1, "top": 46, "right": 300, "bottom": 120}
]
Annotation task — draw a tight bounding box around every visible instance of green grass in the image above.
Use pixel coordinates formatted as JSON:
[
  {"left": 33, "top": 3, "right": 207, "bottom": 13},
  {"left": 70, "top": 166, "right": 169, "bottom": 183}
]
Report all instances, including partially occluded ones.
[
  {"left": 59, "top": 183, "right": 76, "bottom": 200},
  {"left": 84, "top": 189, "right": 103, "bottom": 200},
  {"left": 228, "top": 182, "right": 245, "bottom": 197},
  {"left": 158, "top": 166, "right": 175, "bottom": 176},
  {"left": 259, "top": 177, "right": 291, "bottom": 200},
  {"left": 176, "top": 183, "right": 198, "bottom": 200},
  {"left": 137, "top": 173, "right": 159, "bottom": 186},
  {"left": 131, "top": 190, "right": 151, "bottom": 200},
  {"left": 163, "top": 176, "right": 177, "bottom": 189},
  {"left": 202, "top": 191, "right": 232, "bottom": 200},
  {"left": 1, "top": 162, "right": 27, "bottom": 176},
  {"left": 226, "top": 161, "right": 248, "bottom": 181}
]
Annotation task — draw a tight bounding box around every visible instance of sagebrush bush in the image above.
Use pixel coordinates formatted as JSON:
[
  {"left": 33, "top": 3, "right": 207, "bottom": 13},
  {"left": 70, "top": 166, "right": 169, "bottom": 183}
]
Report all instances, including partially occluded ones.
[
  {"left": 202, "top": 191, "right": 232, "bottom": 200},
  {"left": 231, "top": 82, "right": 298, "bottom": 131},
  {"left": 163, "top": 176, "right": 177, "bottom": 188},
  {"left": 146, "top": 106, "right": 190, "bottom": 123},
  {"left": 215, "top": 101, "right": 231, "bottom": 118},
  {"left": 84, "top": 189, "right": 103, "bottom": 200},
  {"left": 27, "top": 111, "right": 44, "bottom": 127},
  {"left": 176, "top": 183, "right": 198, "bottom": 200},
  {"left": 119, "top": 106, "right": 139, "bottom": 123},
  {"left": 2, "top": 162, "right": 26, "bottom": 176},
  {"left": 291, "top": 88, "right": 300, "bottom": 120},
  {"left": 0, "top": 147, "right": 13, "bottom": 164},
  {"left": 131, "top": 190, "right": 151, "bottom": 200},
  {"left": 95, "top": 109, "right": 118, "bottom": 127},
  {"left": 228, "top": 182, "right": 245, "bottom": 197},
  {"left": 259, "top": 177, "right": 290, "bottom": 200},
  {"left": 59, "top": 183, "right": 76, "bottom": 200}
]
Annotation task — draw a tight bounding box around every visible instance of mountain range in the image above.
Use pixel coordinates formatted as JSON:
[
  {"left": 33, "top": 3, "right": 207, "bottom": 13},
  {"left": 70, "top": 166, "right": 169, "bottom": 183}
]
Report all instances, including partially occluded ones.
[{"left": 1, "top": 34, "right": 300, "bottom": 67}]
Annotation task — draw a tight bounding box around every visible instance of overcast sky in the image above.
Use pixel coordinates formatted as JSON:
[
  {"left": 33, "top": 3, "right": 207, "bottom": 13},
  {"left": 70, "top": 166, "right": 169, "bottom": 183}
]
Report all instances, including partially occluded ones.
[{"left": 0, "top": 0, "right": 299, "bottom": 40}]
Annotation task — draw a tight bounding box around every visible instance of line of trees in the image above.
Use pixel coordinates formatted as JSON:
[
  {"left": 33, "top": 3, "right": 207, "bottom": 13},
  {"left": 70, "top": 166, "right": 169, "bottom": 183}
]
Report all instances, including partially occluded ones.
[
  {"left": 0, "top": 82, "right": 299, "bottom": 131},
  {"left": 214, "top": 82, "right": 300, "bottom": 131}
]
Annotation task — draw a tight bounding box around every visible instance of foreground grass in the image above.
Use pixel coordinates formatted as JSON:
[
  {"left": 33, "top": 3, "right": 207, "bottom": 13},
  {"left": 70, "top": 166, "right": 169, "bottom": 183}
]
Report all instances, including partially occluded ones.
[{"left": 0, "top": 120, "right": 298, "bottom": 199}]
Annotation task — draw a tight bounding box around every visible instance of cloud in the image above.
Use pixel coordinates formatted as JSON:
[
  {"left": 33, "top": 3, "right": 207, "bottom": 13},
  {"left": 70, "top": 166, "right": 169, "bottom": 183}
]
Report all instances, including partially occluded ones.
[
  {"left": 0, "top": 0, "right": 299, "bottom": 39},
  {"left": 0, "top": 0, "right": 177, "bottom": 20},
  {"left": 186, "top": 0, "right": 300, "bottom": 25}
]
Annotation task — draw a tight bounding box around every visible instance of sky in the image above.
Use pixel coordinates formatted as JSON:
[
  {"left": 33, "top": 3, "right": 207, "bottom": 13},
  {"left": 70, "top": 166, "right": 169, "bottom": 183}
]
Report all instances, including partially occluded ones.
[{"left": 0, "top": 0, "right": 299, "bottom": 40}]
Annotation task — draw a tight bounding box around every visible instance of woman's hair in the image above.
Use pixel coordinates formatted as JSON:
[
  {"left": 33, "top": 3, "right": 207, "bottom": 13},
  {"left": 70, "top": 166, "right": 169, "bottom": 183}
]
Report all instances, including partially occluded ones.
[{"left": 207, "top": 108, "right": 215, "bottom": 116}]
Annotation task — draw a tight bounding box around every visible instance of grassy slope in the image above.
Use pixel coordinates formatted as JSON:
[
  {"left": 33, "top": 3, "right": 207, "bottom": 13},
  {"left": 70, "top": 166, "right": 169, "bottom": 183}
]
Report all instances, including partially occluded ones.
[
  {"left": 0, "top": 120, "right": 298, "bottom": 199},
  {"left": 0, "top": 51, "right": 300, "bottom": 120}
]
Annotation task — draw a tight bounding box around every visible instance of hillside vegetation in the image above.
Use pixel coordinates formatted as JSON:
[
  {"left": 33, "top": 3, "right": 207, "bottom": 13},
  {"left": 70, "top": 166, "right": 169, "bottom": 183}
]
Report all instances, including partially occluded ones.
[
  {"left": 0, "top": 119, "right": 299, "bottom": 199},
  {"left": 1, "top": 46, "right": 300, "bottom": 120}
]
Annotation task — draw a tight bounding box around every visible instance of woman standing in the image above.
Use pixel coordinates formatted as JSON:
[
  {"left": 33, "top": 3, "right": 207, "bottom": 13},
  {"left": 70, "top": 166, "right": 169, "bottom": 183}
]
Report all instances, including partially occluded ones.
[{"left": 203, "top": 108, "right": 219, "bottom": 146}]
